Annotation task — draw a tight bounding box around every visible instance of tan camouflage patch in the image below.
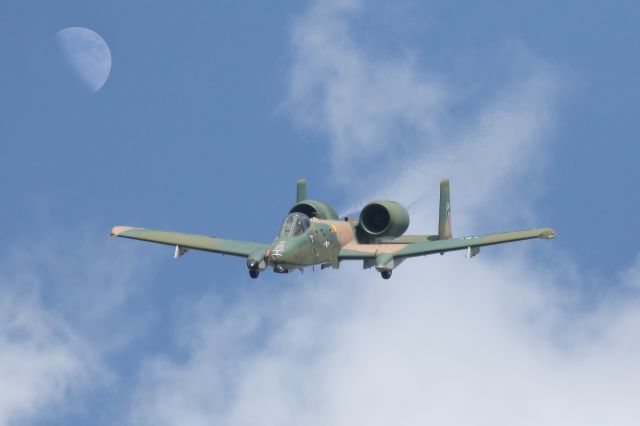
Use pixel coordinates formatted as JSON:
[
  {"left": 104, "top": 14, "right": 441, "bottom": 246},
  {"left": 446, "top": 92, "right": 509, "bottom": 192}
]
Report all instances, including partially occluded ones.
[
  {"left": 315, "top": 219, "right": 356, "bottom": 247},
  {"left": 341, "top": 242, "right": 407, "bottom": 254},
  {"left": 110, "top": 226, "right": 138, "bottom": 237}
]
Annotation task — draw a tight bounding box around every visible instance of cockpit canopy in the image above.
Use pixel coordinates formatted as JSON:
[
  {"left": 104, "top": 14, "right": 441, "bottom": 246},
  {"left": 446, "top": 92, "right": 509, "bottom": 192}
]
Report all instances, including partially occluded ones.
[{"left": 279, "top": 212, "right": 310, "bottom": 237}]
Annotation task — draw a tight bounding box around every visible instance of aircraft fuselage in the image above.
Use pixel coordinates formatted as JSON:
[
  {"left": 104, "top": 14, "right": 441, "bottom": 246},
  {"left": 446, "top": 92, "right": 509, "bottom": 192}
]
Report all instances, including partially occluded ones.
[{"left": 267, "top": 218, "right": 344, "bottom": 272}]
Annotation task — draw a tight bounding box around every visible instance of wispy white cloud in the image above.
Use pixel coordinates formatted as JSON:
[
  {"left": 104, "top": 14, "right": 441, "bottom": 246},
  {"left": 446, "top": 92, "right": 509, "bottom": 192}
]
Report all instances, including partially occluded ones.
[
  {"left": 286, "top": 0, "right": 559, "bottom": 237},
  {"left": 339, "top": 67, "right": 558, "bottom": 234},
  {"left": 128, "top": 255, "right": 640, "bottom": 426},
  {"left": 125, "top": 1, "right": 640, "bottom": 426},
  {"left": 288, "top": 0, "right": 558, "bottom": 232},
  {"left": 0, "top": 291, "right": 92, "bottom": 426},
  {"left": 620, "top": 254, "right": 640, "bottom": 290},
  {"left": 0, "top": 227, "right": 154, "bottom": 425},
  {"left": 287, "top": 0, "right": 448, "bottom": 177}
]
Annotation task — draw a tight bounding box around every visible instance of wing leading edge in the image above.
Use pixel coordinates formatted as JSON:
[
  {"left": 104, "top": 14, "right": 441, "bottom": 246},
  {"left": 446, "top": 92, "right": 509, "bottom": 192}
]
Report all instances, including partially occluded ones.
[
  {"left": 111, "top": 226, "right": 269, "bottom": 258},
  {"left": 339, "top": 227, "right": 556, "bottom": 260}
]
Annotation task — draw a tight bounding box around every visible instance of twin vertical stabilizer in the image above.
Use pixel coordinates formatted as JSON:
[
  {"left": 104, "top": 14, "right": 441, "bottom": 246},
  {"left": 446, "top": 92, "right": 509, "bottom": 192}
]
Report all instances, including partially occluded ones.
[
  {"left": 296, "top": 177, "right": 452, "bottom": 241},
  {"left": 438, "top": 179, "right": 452, "bottom": 240},
  {"left": 296, "top": 179, "right": 307, "bottom": 203}
]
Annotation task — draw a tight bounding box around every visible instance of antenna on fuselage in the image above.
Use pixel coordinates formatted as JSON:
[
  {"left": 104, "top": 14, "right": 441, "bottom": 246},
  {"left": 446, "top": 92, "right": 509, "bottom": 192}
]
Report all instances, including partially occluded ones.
[{"left": 296, "top": 179, "right": 307, "bottom": 203}]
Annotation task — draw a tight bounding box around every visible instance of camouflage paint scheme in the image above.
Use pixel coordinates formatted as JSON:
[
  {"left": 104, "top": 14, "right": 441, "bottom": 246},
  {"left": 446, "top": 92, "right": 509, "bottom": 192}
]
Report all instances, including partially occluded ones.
[{"left": 111, "top": 179, "right": 556, "bottom": 279}]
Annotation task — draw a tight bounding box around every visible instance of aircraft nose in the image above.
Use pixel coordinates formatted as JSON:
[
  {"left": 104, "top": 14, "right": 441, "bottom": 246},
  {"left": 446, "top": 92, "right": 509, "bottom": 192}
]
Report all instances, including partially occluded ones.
[
  {"left": 272, "top": 241, "right": 299, "bottom": 265},
  {"left": 270, "top": 241, "right": 288, "bottom": 262},
  {"left": 278, "top": 248, "right": 294, "bottom": 263}
]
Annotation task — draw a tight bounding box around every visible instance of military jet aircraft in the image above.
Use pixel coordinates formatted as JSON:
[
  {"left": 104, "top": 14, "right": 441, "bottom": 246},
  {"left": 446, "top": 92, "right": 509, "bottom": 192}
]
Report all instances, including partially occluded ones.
[{"left": 111, "top": 179, "right": 556, "bottom": 279}]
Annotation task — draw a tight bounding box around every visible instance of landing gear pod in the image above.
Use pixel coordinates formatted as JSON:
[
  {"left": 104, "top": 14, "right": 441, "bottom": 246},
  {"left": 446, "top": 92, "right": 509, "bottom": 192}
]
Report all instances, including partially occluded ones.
[
  {"left": 374, "top": 253, "right": 402, "bottom": 279},
  {"left": 247, "top": 247, "right": 268, "bottom": 278}
]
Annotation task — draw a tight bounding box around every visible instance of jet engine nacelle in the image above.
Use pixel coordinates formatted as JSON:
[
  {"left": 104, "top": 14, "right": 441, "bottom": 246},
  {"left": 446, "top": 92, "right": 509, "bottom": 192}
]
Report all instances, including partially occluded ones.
[
  {"left": 289, "top": 200, "right": 339, "bottom": 220},
  {"left": 357, "top": 200, "right": 410, "bottom": 239}
]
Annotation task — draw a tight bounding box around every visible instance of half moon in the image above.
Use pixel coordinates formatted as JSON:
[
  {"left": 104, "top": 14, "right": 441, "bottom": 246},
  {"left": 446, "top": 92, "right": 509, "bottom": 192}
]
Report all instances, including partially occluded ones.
[{"left": 56, "top": 27, "right": 112, "bottom": 93}]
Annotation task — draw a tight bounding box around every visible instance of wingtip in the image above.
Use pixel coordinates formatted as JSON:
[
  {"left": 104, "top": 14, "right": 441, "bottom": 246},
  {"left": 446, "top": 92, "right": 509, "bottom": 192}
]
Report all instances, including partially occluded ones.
[
  {"left": 541, "top": 228, "right": 557, "bottom": 239},
  {"left": 110, "top": 226, "right": 136, "bottom": 237}
]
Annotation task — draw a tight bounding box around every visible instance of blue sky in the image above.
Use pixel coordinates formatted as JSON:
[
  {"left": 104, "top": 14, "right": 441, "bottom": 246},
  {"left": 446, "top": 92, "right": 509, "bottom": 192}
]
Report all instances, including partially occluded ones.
[{"left": 1, "top": 0, "right": 640, "bottom": 425}]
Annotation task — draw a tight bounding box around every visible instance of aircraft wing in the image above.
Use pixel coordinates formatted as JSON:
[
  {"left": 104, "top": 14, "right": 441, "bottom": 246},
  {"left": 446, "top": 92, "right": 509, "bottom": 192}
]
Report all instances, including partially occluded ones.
[
  {"left": 111, "top": 226, "right": 269, "bottom": 258},
  {"left": 339, "top": 228, "right": 556, "bottom": 260}
]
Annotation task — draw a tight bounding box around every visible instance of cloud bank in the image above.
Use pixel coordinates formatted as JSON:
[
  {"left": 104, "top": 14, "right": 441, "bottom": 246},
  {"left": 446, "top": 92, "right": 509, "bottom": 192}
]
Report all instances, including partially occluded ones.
[
  {"left": 0, "top": 229, "right": 153, "bottom": 425},
  {"left": 125, "top": 1, "right": 640, "bottom": 426},
  {"left": 287, "top": 0, "right": 448, "bottom": 178},
  {"left": 0, "top": 291, "right": 90, "bottom": 426}
]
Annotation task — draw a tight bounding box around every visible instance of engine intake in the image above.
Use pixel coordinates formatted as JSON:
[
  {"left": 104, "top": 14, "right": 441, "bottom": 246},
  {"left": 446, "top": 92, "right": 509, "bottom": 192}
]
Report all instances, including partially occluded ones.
[
  {"left": 289, "top": 200, "right": 339, "bottom": 220},
  {"left": 358, "top": 200, "right": 409, "bottom": 238}
]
